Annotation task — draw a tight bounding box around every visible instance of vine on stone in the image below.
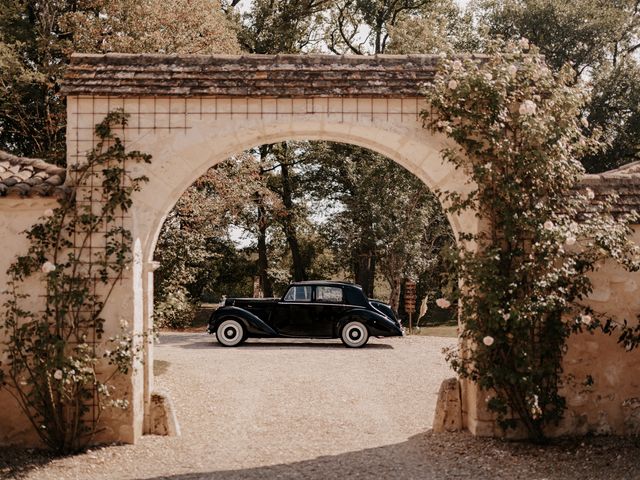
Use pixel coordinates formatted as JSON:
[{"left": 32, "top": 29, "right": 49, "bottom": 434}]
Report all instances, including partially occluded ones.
[
  {"left": 0, "top": 111, "right": 150, "bottom": 453},
  {"left": 423, "top": 39, "right": 640, "bottom": 442}
]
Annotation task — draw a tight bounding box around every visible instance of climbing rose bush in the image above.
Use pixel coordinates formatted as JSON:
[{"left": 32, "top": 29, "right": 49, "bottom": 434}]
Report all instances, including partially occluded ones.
[
  {"left": 423, "top": 39, "right": 640, "bottom": 442},
  {"left": 0, "top": 111, "right": 151, "bottom": 453}
]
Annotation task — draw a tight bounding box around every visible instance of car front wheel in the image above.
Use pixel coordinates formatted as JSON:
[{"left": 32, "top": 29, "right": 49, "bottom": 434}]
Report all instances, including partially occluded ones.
[
  {"left": 341, "top": 321, "right": 369, "bottom": 348},
  {"left": 216, "top": 319, "right": 246, "bottom": 347}
]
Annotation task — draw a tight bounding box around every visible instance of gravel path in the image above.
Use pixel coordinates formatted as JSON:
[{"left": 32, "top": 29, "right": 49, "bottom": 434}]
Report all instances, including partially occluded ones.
[{"left": 2, "top": 333, "right": 639, "bottom": 479}]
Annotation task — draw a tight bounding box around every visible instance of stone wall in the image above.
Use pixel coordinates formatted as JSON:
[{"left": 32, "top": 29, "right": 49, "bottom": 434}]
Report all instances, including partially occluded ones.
[
  {"left": 558, "top": 227, "right": 640, "bottom": 436},
  {"left": 460, "top": 227, "right": 640, "bottom": 438},
  {"left": 0, "top": 198, "right": 58, "bottom": 445}
]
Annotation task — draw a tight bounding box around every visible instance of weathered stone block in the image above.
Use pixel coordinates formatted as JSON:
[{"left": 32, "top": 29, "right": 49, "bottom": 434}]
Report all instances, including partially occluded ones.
[{"left": 433, "top": 377, "right": 463, "bottom": 433}]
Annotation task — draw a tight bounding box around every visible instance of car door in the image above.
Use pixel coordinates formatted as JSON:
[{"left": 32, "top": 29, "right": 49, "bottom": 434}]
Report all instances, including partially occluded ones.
[
  {"left": 272, "top": 285, "right": 315, "bottom": 336},
  {"left": 313, "top": 285, "right": 346, "bottom": 337}
]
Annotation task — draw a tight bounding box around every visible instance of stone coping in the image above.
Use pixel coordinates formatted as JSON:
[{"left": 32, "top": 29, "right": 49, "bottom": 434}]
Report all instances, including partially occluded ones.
[
  {"left": 581, "top": 161, "right": 640, "bottom": 216},
  {"left": 61, "top": 53, "right": 447, "bottom": 97}
]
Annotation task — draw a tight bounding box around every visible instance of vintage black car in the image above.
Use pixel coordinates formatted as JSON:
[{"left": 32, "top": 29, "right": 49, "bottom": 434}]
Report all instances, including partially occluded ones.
[{"left": 208, "top": 281, "right": 403, "bottom": 348}]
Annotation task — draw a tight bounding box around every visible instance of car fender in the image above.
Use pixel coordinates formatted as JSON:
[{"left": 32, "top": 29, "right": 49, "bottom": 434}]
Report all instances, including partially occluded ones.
[
  {"left": 336, "top": 309, "right": 402, "bottom": 336},
  {"left": 210, "top": 306, "right": 278, "bottom": 336}
]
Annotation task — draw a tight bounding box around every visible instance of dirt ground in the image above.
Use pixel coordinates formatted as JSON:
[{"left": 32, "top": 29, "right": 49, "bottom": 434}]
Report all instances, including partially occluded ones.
[{"left": 1, "top": 333, "right": 639, "bottom": 480}]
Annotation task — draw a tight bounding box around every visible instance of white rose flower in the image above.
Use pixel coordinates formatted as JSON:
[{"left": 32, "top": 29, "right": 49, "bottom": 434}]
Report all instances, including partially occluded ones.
[
  {"left": 435, "top": 298, "right": 451, "bottom": 309},
  {"left": 585, "top": 188, "right": 595, "bottom": 200},
  {"left": 580, "top": 314, "right": 593, "bottom": 326},
  {"left": 543, "top": 220, "right": 554, "bottom": 231},
  {"left": 484, "top": 72, "right": 493, "bottom": 81},
  {"left": 519, "top": 100, "right": 537, "bottom": 116},
  {"left": 483, "top": 336, "right": 495, "bottom": 346},
  {"left": 53, "top": 370, "right": 63, "bottom": 380},
  {"left": 581, "top": 117, "right": 589, "bottom": 128},
  {"left": 565, "top": 236, "right": 577, "bottom": 246},
  {"left": 519, "top": 38, "right": 530, "bottom": 50},
  {"left": 502, "top": 313, "right": 510, "bottom": 321},
  {"left": 452, "top": 60, "right": 462, "bottom": 70},
  {"left": 41, "top": 261, "right": 56, "bottom": 273},
  {"left": 445, "top": 126, "right": 453, "bottom": 134},
  {"left": 44, "top": 209, "right": 54, "bottom": 217},
  {"left": 508, "top": 64, "right": 518, "bottom": 78},
  {"left": 448, "top": 79, "right": 458, "bottom": 90}
]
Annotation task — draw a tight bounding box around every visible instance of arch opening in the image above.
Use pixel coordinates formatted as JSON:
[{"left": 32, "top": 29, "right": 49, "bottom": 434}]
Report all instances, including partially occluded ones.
[{"left": 144, "top": 136, "right": 463, "bottom": 455}]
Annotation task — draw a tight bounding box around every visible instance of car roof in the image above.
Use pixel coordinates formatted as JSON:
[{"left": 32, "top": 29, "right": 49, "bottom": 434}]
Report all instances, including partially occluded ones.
[{"left": 288, "top": 280, "right": 363, "bottom": 290}]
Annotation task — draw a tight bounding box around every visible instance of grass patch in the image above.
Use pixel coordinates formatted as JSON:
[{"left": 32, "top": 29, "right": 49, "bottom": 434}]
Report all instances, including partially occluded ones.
[{"left": 409, "top": 325, "right": 458, "bottom": 338}]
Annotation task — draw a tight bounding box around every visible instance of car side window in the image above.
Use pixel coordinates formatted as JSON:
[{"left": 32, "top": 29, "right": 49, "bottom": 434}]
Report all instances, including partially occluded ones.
[
  {"left": 316, "top": 286, "right": 343, "bottom": 303},
  {"left": 284, "top": 286, "right": 312, "bottom": 302}
]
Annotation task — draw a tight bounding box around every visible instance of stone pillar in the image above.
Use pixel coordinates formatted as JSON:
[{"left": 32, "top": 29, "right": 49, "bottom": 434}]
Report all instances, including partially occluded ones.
[{"left": 143, "top": 261, "right": 160, "bottom": 434}]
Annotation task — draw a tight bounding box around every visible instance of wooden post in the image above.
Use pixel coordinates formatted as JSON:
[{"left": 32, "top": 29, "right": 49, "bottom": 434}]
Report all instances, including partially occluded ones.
[{"left": 404, "top": 279, "right": 416, "bottom": 335}]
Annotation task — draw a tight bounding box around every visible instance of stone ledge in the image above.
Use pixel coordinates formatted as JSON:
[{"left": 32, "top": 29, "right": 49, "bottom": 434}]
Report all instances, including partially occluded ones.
[{"left": 147, "top": 390, "right": 181, "bottom": 437}]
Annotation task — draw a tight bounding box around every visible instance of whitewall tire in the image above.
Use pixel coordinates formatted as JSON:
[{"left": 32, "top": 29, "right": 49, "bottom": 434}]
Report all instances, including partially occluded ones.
[
  {"left": 216, "top": 319, "right": 246, "bottom": 347},
  {"left": 341, "top": 321, "right": 369, "bottom": 348}
]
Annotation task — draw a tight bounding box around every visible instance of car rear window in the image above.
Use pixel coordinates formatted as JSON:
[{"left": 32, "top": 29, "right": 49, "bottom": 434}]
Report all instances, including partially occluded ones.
[{"left": 316, "top": 286, "right": 343, "bottom": 303}]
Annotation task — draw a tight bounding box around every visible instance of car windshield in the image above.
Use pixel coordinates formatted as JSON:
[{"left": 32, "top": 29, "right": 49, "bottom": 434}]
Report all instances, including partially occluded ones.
[{"left": 284, "top": 286, "right": 312, "bottom": 302}]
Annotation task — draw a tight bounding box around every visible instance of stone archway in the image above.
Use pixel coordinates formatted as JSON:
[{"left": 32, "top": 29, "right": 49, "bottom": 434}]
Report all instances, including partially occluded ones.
[
  {"left": 53, "top": 53, "right": 640, "bottom": 444},
  {"left": 1, "top": 53, "right": 638, "bottom": 448},
  {"left": 59, "top": 53, "right": 482, "bottom": 443}
]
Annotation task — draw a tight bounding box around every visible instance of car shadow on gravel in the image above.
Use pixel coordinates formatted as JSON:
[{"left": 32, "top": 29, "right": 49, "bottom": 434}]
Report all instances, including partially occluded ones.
[
  {"left": 132, "top": 430, "right": 640, "bottom": 480},
  {"left": 159, "top": 334, "right": 393, "bottom": 350}
]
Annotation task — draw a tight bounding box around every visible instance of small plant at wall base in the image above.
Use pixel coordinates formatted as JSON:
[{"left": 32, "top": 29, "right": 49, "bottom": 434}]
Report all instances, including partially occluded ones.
[
  {"left": 0, "top": 111, "right": 151, "bottom": 453},
  {"left": 423, "top": 39, "right": 640, "bottom": 442}
]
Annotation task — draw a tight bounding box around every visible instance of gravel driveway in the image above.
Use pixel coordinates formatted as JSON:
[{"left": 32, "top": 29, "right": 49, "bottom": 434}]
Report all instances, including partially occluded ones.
[{"left": 2, "top": 333, "right": 640, "bottom": 479}]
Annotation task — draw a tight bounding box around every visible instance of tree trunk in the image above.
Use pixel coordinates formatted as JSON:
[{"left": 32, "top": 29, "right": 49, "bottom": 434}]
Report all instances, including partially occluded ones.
[
  {"left": 255, "top": 145, "right": 273, "bottom": 298},
  {"left": 388, "top": 273, "right": 402, "bottom": 314},
  {"left": 355, "top": 245, "right": 375, "bottom": 298},
  {"left": 278, "top": 145, "right": 307, "bottom": 281},
  {"left": 256, "top": 200, "right": 273, "bottom": 298}
]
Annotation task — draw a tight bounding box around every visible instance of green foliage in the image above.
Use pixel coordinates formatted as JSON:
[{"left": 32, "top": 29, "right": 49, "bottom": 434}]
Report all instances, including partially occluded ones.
[
  {"left": 423, "top": 39, "right": 640, "bottom": 441},
  {"left": 325, "top": 0, "right": 468, "bottom": 54},
  {"left": 0, "top": 0, "right": 239, "bottom": 164},
  {"left": 0, "top": 111, "right": 151, "bottom": 453},
  {"left": 154, "top": 285, "right": 198, "bottom": 330},
  {"left": 153, "top": 141, "right": 456, "bottom": 317},
  {"left": 473, "top": 0, "right": 640, "bottom": 171},
  {"left": 235, "top": 0, "right": 328, "bottom": 53},
  {"left": 301, "top": 141, "right": 455, "bottom": 308}
]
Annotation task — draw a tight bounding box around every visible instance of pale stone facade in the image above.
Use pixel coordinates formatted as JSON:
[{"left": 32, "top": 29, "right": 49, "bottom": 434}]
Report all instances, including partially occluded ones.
[{"left": 0, "top": 54, "right": 638, "bottom": 446}]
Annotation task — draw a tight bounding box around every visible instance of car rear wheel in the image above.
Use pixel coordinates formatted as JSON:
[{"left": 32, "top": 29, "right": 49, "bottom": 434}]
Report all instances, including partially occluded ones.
[
  {"left": 216, "top": 319, "right": 246, "bottom": 347},
  {"left": 341, "top": 321, "right": 369, "bottom": 348}
]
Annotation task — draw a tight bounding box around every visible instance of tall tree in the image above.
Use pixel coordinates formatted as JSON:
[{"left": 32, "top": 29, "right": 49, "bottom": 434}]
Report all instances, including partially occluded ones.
[
  {"left": 474, "top": 0, "right": 640, "bottom": 171},
  {"left": 0, "top": 0, "right": 239, "bottom": 164},
  {"left": 269, "top": 143, "right": 308, "bottom": 281},
  {"left": 235, "top": 0, "right": 331, "bottom": 53},
  {"left": 302, "top": 142, "right": 454, "bottom": 303},
  {"left": 326, "top": 0, "right": 466, "bottom": 54}
]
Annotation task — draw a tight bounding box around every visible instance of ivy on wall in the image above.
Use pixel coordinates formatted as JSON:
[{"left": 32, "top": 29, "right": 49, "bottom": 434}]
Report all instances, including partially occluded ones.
[
  {"left": 0, "top": 111, "right": 151, "bottom": 453},
  {"left": 423, "top": 39, "right": 640, "bottom": 442}
]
